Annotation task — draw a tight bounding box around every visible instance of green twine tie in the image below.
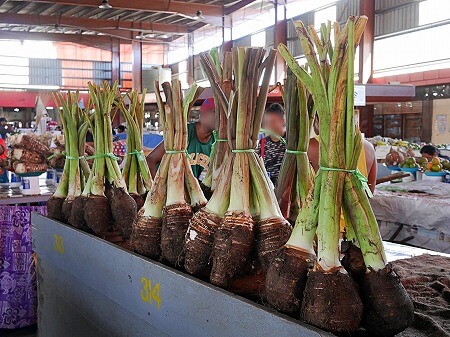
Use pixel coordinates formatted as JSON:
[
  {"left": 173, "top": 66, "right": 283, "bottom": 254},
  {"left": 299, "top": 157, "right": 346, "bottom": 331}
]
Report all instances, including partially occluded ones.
[
  {"left": 210, "top": 130, "right": 228, "bottom": 158},
  {"left": 319, "top": 166, "right": 373, "bottom": 198},
  {"left": 127, "top": 149, "right": 145, "bottom": 162},
  {"left": 260, "top": 128, "right": 286, "bottom": 145},
  {"left": 86, "top": 153, "right": 120, "bottom": 161},
  {"left": 285, "top": 149, "right": 307, "bottom": 155},
  {"left": 232, "top": 149, "right": 255, "bottom": 153}
]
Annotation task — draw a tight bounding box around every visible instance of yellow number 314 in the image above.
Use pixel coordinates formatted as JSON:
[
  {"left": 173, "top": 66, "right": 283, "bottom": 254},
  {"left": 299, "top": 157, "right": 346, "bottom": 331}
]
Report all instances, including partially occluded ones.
[{"left": 140, "top": 277, "right": 161, "bottom": 309}]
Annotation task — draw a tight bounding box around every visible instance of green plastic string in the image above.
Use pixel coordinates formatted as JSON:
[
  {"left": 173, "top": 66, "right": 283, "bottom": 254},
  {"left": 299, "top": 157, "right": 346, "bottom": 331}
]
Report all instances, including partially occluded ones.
[
  {"left": 232, "top": 149, "right": 255, "bottom": 153},
  {"left": 319, "top": 166, "right": 373, "bottom": 198},
  {"left": 86, "top": 153, "right": 120, "bottom": 161},
  {"left": 260, "top": 128, "right": 286, "bottom": 145},
  {"left": 210, "top": 130, "right": 228, "bottom": 159},
  {"left": 127, "top": 149, "right": 145, "bottom": 162},
  {"left": 285, "top": 149, "right": 307, "bottom": 155}
]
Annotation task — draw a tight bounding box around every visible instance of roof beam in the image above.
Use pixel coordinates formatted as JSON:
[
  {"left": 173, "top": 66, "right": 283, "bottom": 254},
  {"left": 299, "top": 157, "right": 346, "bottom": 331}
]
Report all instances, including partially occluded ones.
[
  {"left": 0, "top": 12, "right": 189, "bottom": 34},
  {"left": 29, "top": 0, "right": 223, "bottom": 17},
  {"left": 224, "top": 0, "right": 257, "bottom": 15},
  {"left": 0, "top": 30, "right": 116, "bottom": 50}
]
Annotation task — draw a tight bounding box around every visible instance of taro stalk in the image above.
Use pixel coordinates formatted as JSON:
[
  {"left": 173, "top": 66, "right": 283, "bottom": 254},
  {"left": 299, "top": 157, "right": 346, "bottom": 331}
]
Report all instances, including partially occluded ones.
[
  {"left": 48, "top": 91, "right": 84, "bottom": 223},
  {"left": 117, "top": 89, "right": 153, "bottom": 210},
  {"left": 131, "top": 80, "right": 205, "bottom": 265},
  {"left": 209, "top": 47, "right": 290, "bottom": 288},
  {"left": 198, "top": 48, "right": 232, "bottom": 197},
  {"left": 265, "top": 68, "right": 316, "bottom": 314},
  {"left": 278, "top": 18, "right": 367, "bottom": 334}
]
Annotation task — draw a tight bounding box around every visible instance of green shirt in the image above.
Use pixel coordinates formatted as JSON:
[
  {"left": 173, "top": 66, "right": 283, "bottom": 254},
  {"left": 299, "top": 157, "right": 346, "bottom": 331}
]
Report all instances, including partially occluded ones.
[{"left": 186, "top": 123, "right": 213, "bottom": 179}]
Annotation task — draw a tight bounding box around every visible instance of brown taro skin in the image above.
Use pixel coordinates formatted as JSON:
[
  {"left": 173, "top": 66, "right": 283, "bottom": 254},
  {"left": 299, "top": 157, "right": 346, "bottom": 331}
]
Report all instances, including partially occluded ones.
[
  {"left": 184, "top": 208, "right": 221, "bottom": 275},
  {"left": 265, "top": 245, "right": 314, "bottom": 315},
  {"left": 131, "top": 211, "right": 162, "bottom": 260},
  {"left": 341, "top": 240, "right": 366, "bottom": 280},
  {"left": 47, "top": 196, "right": 66, "bottom": 222},
  {"left": 255, "top": 217, "right": 292, "bottom": 270},
  {"left": 300, "top": 268, "right": 363, "bottom": 335},
  {"left": 210, "top": 211, "right": 254, "bottom": 288},
  {"left": 130, "top": 193, "right": 145, "bottom": 210},
  {"left": 84, "top": 195, "right": 112, "bottom": 236},
  {"left": 160, "top": 203, "right": 192, "bottom": 267},
  {"left": 61, "top": 197, "right": 74, "bottom": 223},
  {"left": 359, "top": 265, "right": 414, "bottom": 337},
  {"left": 68, "top": 195, "right": 89, "bottom": 231},
  {"left": 110, "top": 187, "right": 137, "bottom": 240}
]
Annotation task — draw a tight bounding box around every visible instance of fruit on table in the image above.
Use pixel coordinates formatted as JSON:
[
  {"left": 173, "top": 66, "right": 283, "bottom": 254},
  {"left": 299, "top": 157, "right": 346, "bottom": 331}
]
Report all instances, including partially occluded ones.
[
  {"left": 417, "top": 157, "right": 428, "bottom": 167},
  {"left": 400, "top": 157, "right": 420, "bottom": 169},
  {"left": 385, "top": 147, "right": 405, "bottom": 166},
  {"left": 441, "top": 160, "right": 450, "bottom": 170}
]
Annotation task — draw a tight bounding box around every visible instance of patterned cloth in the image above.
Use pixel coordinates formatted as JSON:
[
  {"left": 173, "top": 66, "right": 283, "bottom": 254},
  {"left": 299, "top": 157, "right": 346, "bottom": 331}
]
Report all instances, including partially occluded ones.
[
  {"left": 257, "top": 136, "right": 286, "bottom": 187},
  {"left": 0, "top": 206, "right": 46, "bottom": 329}
]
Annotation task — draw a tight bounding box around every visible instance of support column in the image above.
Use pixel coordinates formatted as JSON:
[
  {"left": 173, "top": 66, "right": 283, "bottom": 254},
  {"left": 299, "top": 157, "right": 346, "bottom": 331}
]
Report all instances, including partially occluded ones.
[
  {"left": 359, "top": 0, "right": 375, "bottom": 84},
  {"left": 274, "top": 0, "right": 287, "bottom": 83},
  {"left": 222, "top": 15, "right": 232, "bottom": 54},
  {"left": 111, "top": 38, "right": 120, "bottom": 86},
  {"left": 132, "top": 40, "right": 142, "bottom": 92},
  {"left": 187, "top": 33, "right": 194, "bottom": 86}
]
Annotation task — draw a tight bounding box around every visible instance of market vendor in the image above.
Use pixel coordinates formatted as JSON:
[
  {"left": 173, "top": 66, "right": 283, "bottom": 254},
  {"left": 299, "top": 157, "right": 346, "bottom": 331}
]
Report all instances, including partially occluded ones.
[
  {"left": 147, "top": 98, "right": 215, "bottom": 180},
  {"left": 257, "top": 103, "right": 286, "bottom": 186},
  {"left": 420, "top": 144, "right": 450, "bottom": 161},
  {"left": 308, "top": 115, "right": 377, "bottom": 193}
]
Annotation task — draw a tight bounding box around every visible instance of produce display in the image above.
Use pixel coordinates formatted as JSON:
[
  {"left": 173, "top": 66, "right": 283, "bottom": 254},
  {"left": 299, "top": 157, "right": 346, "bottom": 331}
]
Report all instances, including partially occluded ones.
[
  {"left": 47, "top": 91, "right": 90, "bottom": 224},
  {"left": 131, "top": 79, "right": 206, "bottom": 265},
  {"left": 203, "top": 46, "right": 291, "bottom": 286},
  {"left": 278, "top": 16, "right": 414, "bottom": 335},
  {"left": 198, "top": 48, "right": 232, "bottom": 198},
  {"left": 8, "top": 134, "right": 50, "bottom": 174},
  {"left": 117, "top": 89, "right": 153, "bottom": 209}
]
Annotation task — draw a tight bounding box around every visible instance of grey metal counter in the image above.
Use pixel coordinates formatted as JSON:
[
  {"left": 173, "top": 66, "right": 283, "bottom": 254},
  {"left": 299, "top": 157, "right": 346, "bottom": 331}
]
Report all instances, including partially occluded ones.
[{"left": 32, "top": 213, "right": 331, "bottom": 337}]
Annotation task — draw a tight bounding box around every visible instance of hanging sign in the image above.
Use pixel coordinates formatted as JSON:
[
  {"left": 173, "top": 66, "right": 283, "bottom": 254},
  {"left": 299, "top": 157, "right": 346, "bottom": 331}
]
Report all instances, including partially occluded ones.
[{"left": 354, "top": 85, "right": 366, "bottom": 106}]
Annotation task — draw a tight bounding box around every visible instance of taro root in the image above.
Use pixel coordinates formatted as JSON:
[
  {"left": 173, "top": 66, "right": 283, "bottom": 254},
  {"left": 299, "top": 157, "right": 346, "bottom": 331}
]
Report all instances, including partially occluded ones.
[
  {"left": 110, "top": 186, "right": 137, "bottom": 240},
  {"left": 265, "top": 245, "right": 314, "bottom": 315},
  {"left": 359, "top": 265, "right": 414, "bottom": 336},
  {"left": 47, "top": 195, "right": 66, "bottom": 222},
  {"left": 300, "top": 269, "right": 363, "bottom": 334},
  {"left": 84, "top": 195, "right": 112, "bottom": 235},
  {"left": 341, "top": 239, "right": 366, "bottom": 280},
  {"left": 210, "top": 210, "right": 255, "bottom": 288},
  {"left": 131, "top": 210, "right": 162, "bottom": 259},
  {"left": 68, "top": 195, "right": 89, "bottom": 230}
]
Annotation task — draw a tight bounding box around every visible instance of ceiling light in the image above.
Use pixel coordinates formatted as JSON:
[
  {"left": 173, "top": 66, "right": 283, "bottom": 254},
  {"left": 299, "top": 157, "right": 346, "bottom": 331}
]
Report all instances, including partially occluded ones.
[
  {"left": 99, "top": 0, "right": 112, "bottom": 9},
  {"left": 159, "top": 34, "right": 168, "bottom": 39},
  {"left": 14, "top": 108, "right": 19, "bottom": 112},
  {"left": 194, "top": 10, "right": 204, "bottom": 20},
  {"left": 136, "top": 32, "right": 144, "bottom": 39}
]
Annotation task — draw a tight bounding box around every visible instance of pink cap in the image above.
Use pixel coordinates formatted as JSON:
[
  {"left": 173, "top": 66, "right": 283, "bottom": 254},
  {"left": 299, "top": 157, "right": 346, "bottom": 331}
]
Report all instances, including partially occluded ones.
[{"left": 200, "top": 98, "right": 215, "bottom": 113}]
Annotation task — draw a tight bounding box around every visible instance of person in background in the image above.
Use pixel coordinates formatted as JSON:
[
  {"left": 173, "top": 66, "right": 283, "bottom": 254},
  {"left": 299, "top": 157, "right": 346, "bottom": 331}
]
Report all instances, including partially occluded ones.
[
  {"left": 420, "top": 144, "right": 450, "bottom": 161},
  {"left": 257, "top": 103, "right": 286, "bottom": 187},
  {"left": 117, "top": 125, "right": 126, "bottom": 134},
  {"left": 147, "top": 98, "right": 215, "bottom": 180},
  {"left": 0, "top": 118, "right": 11, "bottom": 140},
  {"left": 308, "top": 115, "right": 377, "bottom": 194}
]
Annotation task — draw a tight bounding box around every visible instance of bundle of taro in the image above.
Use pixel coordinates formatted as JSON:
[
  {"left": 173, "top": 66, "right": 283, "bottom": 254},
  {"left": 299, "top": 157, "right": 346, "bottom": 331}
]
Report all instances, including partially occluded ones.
[
  {"left": 116, "top": 89, "right": 152, "bottom": 210},
  {"left": 265, "top": 68, "right": 316, "bottom": 314},
  {"left": 47, "top": 91, "right": 91, "bottom": 224},
  {"left": 274, "top": 16, "right": 414, "bottom": 336},
  {"left": 184, "top": 47, "right": 291, "bottom": 288},
  {"left": 197, "top": 48, "right": 232, "bottom": 198},
  {"left": 131, "top": 79, "right": 206, "bottom": 266},
  {"left": 9, "top": 133, "right": 50, "bottom": 174}
]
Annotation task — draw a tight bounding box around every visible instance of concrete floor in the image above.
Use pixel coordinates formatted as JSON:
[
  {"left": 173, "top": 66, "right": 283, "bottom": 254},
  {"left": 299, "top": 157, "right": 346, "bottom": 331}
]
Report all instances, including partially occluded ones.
[{"left": 0, "top": 325, "right": 37, "bottom": 337}]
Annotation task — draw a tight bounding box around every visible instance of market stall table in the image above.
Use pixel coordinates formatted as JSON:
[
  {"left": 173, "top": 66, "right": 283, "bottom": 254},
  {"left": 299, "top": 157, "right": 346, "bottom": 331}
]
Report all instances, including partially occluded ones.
[
  {"left": 370, "top": 180, "right": 450, "bottom": 253},
  {"left": 31, "top": 214, "right": 449, "bottom": 337}
]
